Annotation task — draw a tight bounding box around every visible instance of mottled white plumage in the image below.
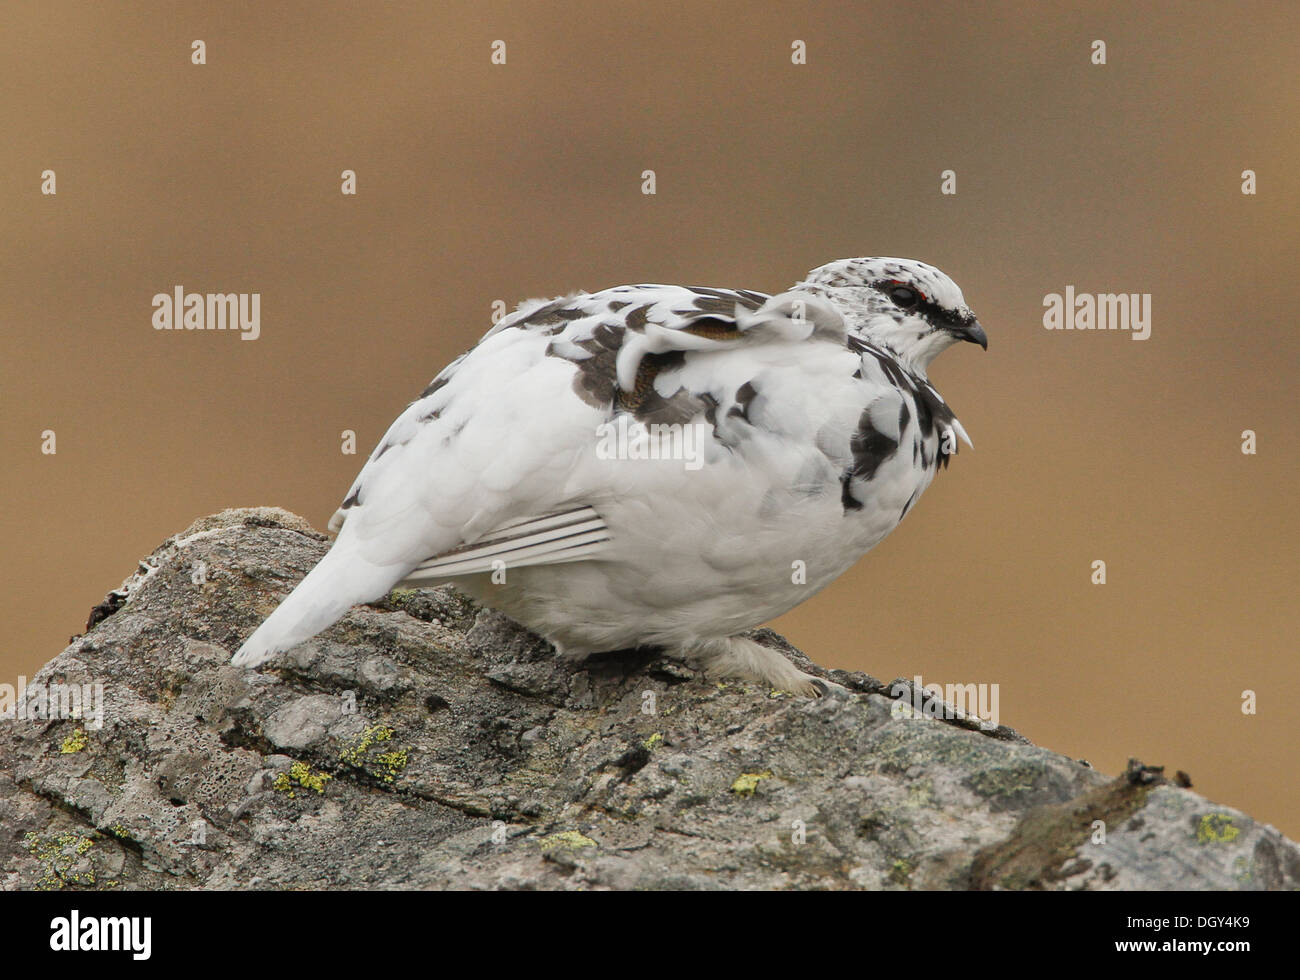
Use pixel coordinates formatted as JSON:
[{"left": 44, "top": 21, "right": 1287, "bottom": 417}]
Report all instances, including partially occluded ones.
[{"left": 233, "top": 257, "right": 987, "bottom": 695}]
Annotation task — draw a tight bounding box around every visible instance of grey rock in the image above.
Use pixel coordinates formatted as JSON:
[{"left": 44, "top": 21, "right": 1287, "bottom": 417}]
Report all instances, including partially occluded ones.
[
  {"left": 1, "top": 507, "right": 1295, "bottom": 891},
  {"left": 262, "top": 695, "right": 343, "bottom": 751}
]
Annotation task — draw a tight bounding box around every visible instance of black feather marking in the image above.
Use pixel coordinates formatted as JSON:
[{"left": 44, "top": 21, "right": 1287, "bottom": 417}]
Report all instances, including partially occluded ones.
[
  {"left": 680, "top": 315, "right": 743, "bottom": 340},
  {"left": 516, "top": 300, "right": 589, "bottom": 330},
  {"left": 900, "top": 487, "right": 918, "bottom": 520},
  {"left": 733, "top": 288, "right": 769, "bottom": 309},
  {"left": 840, "top": 472, "right": 863, "bottom": 510},
  {"left": 846, "top": 335, "right": 917, "bottom": 392},
  {"left": 845, "top": 333, "right": 962, "bottom": 475},
  {"left": 688, "top": 286, "right": 765, "bottom": 311},
  {"left": 700, "top": 392, "right": 720, "bottom": 436},
  {"left": 546, "top": 322, "right": 626, "bottom": 409},
  {"left": 727, "top": 381, "right": 758, "bottom": 422},
  {"left": 512, "top": 299, "right": 573, "bottom": 328},
  {"left": 877, "top": 354, "right": 914, "bottom": 392},
  {"left": 620, "top": 351, "right": 700, "bottom": 424},
  {"left": 418, "top": 375, "right": 450, "bottom": 399},
  {"left": 913, "top": 384, "right": 958, "bottom": 468},
  {"left": 840, "top": 405, "right": 903, "bottom": 513},
  {"left": 849, "top": 407, "right": 900, "bottom": 482},
  {"left": 691, "top": 295, "right": 741, "bottom": 316},
  {"left": 624, "top": 303, "right": 653, "bottom": 332}
]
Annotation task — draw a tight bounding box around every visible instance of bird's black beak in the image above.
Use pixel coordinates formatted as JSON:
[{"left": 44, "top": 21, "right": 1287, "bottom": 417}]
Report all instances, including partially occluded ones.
[{"left": 953, "top": 314, "right": 988, "bottom": 350}]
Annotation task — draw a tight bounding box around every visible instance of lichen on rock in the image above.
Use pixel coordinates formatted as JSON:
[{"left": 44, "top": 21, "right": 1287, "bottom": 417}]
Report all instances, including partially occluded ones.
[{"left": 1, "top": 508, "right": 1295, "bottom": 891}]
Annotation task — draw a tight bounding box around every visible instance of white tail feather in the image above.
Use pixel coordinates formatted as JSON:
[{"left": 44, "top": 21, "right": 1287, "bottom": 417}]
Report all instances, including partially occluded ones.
[
  {"left": 233, "top": 506, "right": 609, "bottom": 668},
  {"left": 232, "top": 542, "right": 408, "bottom": 669}
]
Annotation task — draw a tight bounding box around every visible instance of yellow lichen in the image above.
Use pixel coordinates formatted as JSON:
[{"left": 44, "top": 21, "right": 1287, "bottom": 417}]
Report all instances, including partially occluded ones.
[
  {"left": 373, "top": 748, "right": 409, "bottom": 782},
  {"left": 889, "top": 859, "right": 914, "bottom": 885},
  {"left": 339, "top": 725, "right": 410, "bottom": 783},
  {"left": 273, "top": 761, "right": 332, "bottom": 797},
  {"left": 730, "top": 770, "right": 773, "bottom": 797},
  {"left": 339, "top": 724, "right": 393, "bottom": 765},
  {"left": 1196, "top": 813, "right": 1240, "bottom": 844},
  {"left": 60, "top": 728, "right": 88, "bottom": 754},
  {"left": 540, "top": 831, "right": 597, "bottom": 851},
  {"left": 642, "top": 733, "right": 663, "bottom": 750},
  {"left": 24, "top": 831, "right": 97, "bottom": 890}
]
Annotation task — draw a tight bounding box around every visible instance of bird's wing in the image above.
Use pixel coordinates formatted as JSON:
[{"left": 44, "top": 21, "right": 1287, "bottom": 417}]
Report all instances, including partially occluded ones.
[
  {"left": 400, "top": 505, "right": 611, "bottom": 581},
  {"left": 333, "top": 283, "right": 850, "bottom": 578}
]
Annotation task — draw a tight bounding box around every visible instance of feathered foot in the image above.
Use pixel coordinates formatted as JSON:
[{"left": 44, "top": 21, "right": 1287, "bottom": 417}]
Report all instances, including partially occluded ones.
[{"left": 677, "top": 635, "right": 842, "bottom": 698}]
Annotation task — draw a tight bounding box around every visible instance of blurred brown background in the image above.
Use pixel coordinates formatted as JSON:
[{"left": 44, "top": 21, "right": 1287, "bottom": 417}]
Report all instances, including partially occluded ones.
[{"left": 2, "top": 1, "right": 1296, "bottom": 838}]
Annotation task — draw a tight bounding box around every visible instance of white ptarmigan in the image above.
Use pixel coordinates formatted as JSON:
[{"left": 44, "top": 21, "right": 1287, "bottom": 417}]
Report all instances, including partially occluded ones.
[{"left": 233, "top": 257, "right": 987, "bottom": 696}]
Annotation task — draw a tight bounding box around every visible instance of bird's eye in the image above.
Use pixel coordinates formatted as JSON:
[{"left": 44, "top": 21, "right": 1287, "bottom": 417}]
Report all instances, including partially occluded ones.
[{"left": 889, "top": 285, "right": 921, "bottom": 309}]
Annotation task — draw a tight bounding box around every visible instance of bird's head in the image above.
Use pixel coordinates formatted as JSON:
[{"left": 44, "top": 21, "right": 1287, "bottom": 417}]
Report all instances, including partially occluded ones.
[{"left": 798, "top": 257, "right": 986, "bottom": 373}]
